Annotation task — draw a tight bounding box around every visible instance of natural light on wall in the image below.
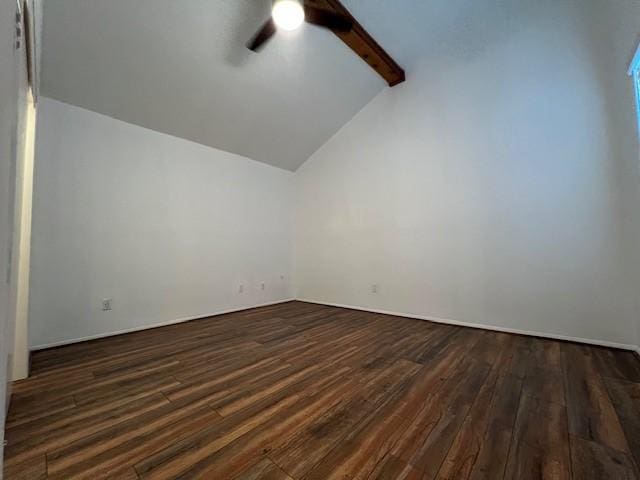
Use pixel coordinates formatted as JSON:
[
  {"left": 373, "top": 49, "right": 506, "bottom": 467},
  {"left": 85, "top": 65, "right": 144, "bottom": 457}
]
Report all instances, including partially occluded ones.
[{"left": 631, "top": 42, "right": 640, "bottom": 138}]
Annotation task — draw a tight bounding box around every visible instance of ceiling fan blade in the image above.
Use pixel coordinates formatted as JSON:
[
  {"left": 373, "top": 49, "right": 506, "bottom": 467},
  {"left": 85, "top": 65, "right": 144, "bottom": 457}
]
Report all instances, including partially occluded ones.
[
  {"left": 247, "top": 18, "right": 277, "bottom": 52},
  {"left": 303, "top": 5, "right": 352, "bottom": 32}
]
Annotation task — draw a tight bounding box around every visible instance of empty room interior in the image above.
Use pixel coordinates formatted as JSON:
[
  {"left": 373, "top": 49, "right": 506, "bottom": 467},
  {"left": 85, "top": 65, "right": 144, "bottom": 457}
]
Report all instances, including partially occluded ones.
[{"left": 2, "top": 0, "right": 640, "bottom": 478}]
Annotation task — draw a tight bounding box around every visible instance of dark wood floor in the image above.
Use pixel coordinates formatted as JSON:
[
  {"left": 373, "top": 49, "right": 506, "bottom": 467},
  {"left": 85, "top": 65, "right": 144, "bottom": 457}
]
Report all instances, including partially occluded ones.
[{"left": 4, "top": 301, "right": 640, "bottom": 479}]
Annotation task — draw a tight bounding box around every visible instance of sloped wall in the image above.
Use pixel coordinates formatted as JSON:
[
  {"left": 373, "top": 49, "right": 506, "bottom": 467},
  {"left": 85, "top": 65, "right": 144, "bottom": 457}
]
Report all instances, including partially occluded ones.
[
  {"left": 30, "top": 98, "right": 294, "bottom": 348},
  {"left": 294, "top": 0, "right": 640, "bottom": 348}
]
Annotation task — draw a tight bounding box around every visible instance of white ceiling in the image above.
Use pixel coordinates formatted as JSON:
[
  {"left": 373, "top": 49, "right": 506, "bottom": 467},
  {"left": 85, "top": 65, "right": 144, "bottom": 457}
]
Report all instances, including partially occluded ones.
[
  {"left": 40, "top": 0, "right": 529, "bottom": 170},
  {"left": 39, "top": 0, "right": 390, "bottom": 171}
]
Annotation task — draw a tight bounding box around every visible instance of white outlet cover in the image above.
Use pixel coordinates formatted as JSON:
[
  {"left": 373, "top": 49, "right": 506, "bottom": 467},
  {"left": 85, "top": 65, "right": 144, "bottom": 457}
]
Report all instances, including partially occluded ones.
[{"left": 102, "top": 298, "right": 113, "bottom": 311}]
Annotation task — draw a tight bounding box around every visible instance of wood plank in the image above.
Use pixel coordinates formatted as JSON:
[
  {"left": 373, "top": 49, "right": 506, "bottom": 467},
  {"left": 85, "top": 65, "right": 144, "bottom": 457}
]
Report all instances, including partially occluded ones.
[
  {"left": 269, "top": 359, "right": 421, "bottom": 478},
  {"left": 602, "top": 376, "right": 640, "bottom": 469},
  {"left": 570, "top": 435, "right": 639, "bottom": 480},
  {"left": 4, "top": 301, "right": 640, "bottom": 480},
  {"left": 46, "top": 406, "right": 221, "bottom": 479},
  {"left": 369, "top": 455, "right": 423, "bottom": 480},
  {"left": 234, "top": 458, "right": 293, "bottom": 480},
  {"left": 143, "top": 374, "right": 357, "bottom": 479},
  {"left": 562, "top": 343, "right": 630, "bottom": 452},
  {"left": 304, "top": 0, "right": 405, "bottom": 86},
  {"left": 594, "top": 347, "right": 640, "bottom": 383},
  {"left": 44, "top": 401, "right": 215, "bottom": 473},
  {"left": 4, "top": 394, "right": 169, "bottom": 468},
  {"left": 303, "top": 331, "right": 485, "bottom": 480},
  {"left": 503, "top": 394, "right": 571, "bottom": 480},
  {"left": 467, "top": 374, "right": 523, "bottom": 480},
  {"left": 2, "top": 455, "right": 47, "bottom": 480},
  {"left": 435, "top": 337, "right": 520, "bottom": 480},
  {"left": 389, "top": 357, "right": 491, "bottom": 479},
  {"left": 6, "top": 394, "right": 76, "bottom": 429},
  {"left": 521, "top": 366, "right": 565, "bottom": 406},
  {"left": 135, "top": 363, "right": 352, "bottom": 479}
]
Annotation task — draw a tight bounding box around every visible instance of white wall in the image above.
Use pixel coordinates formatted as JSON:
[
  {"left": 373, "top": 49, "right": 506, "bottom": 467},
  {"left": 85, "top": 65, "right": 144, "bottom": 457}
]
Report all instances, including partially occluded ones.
[
  {"left": 0, "top": 0, "right": 16, "bottom": 466},
  {"left": 294, "top": 0, "right": 640, "bottom": 348},
  {"left": 589, "top": 0, "right": 640, "bottom": 352},
  {"left": 30, "top": 98, "right": 294, "bottom": 349},
  {"left": 26, "top": 1, "right": 640, "bottom": 353},
  {"left": 1, "top": 0, "right": 32, "bottom": 467},
  {"left": 11, "top": 89, "right": 36, "bottom": 380}
]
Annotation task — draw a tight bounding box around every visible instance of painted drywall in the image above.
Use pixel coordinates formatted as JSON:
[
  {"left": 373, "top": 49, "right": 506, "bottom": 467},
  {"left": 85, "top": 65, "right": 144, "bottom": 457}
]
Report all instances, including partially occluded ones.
[
  {"left": 30, "top": 97, "right": 294, "bottom": 348},
  {"left": 614, "top": 1, "right": 640, "bottom": 353},
  {"left": 29, "top": 0, "right": 43, "bottom": 101},
  {"left": 571, "top": 0, "right": 640, "bottom": 350},
  {"left": 294, "top": 0, "right": 640, "bottom": 347},
  {"left": 1, "top": 0, "right": 32, "bottom": 467},
  {"left": 39, "top": 0, "right": 384, "bottom": 171},
  {"left": 26, "top": 0, "right": 640, "bottom": 354},
  {"left": 0, "top": 0, "right": 16, "bottom": 465}
]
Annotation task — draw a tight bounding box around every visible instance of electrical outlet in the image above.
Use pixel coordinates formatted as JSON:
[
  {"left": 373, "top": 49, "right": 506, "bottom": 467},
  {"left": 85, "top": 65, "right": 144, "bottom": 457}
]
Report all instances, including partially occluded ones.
[
  {"left": 238, "top": 284, "right": 244, "bottom": 294},
  {"left": 371, "top": 284, "right": 379, "bottom": 294},
  {"left": 102, "top": 298, "right": 113, "bottom": 311},
  {"left": 261, "top": 282, "right": 265, "bottom": 291}
]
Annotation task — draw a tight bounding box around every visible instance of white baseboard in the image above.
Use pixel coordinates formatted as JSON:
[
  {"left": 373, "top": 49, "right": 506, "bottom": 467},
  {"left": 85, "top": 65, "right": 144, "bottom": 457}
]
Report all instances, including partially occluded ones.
[
  {"left": 297, "top": 298, "right": 640, "bottom": 352},
  {"left": 31, "top": 297, "right": 640, "bottom": 355},
  {"left": 31, "top": 298, "right": 296, "bottom": 350}
]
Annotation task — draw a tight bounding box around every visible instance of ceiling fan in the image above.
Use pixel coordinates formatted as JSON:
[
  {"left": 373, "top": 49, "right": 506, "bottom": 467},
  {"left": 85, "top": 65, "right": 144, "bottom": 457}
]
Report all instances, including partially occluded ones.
[
  {"left": 247, "top": 0, "right": 352, "bottom": 51},
  {"left": 246, "top": 0, "right": 406, "bottom": 87}
]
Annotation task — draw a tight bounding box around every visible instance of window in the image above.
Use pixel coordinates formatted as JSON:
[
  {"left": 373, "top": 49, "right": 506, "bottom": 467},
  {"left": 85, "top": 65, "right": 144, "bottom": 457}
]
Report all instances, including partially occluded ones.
[{"left": 630, "top": 42, "right": 640, "bottom": 138}]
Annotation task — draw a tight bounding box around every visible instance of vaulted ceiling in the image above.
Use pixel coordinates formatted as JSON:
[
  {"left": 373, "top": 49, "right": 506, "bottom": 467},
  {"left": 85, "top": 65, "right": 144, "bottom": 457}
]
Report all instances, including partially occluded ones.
[
  {"left": 41, "top": 0, "right": 533, "bottom": 170},
  {"left": 40, "top": 0, "right": 394, "bottom": 171}
]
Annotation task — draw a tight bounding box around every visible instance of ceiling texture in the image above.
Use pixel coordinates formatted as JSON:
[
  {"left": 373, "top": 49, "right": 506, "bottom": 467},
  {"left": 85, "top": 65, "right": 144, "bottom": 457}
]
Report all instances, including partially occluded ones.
[
  {"left": 41, "top": 0, "right": 524, "bottom": 170},
  {"left": 40, "top": 0, "right": 393, "bottom": 171}
]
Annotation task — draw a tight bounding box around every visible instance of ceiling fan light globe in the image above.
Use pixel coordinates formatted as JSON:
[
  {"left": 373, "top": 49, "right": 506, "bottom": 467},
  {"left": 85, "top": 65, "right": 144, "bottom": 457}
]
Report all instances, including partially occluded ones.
[{"left": 272, "top": 0, "right": 305, "bottom": 31}]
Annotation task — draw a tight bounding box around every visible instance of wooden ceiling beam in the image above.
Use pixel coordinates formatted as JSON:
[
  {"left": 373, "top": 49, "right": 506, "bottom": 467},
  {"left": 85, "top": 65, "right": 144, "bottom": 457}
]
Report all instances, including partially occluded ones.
[{"left": 305, "top": 0, "right": 405, "bottom": 87}]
